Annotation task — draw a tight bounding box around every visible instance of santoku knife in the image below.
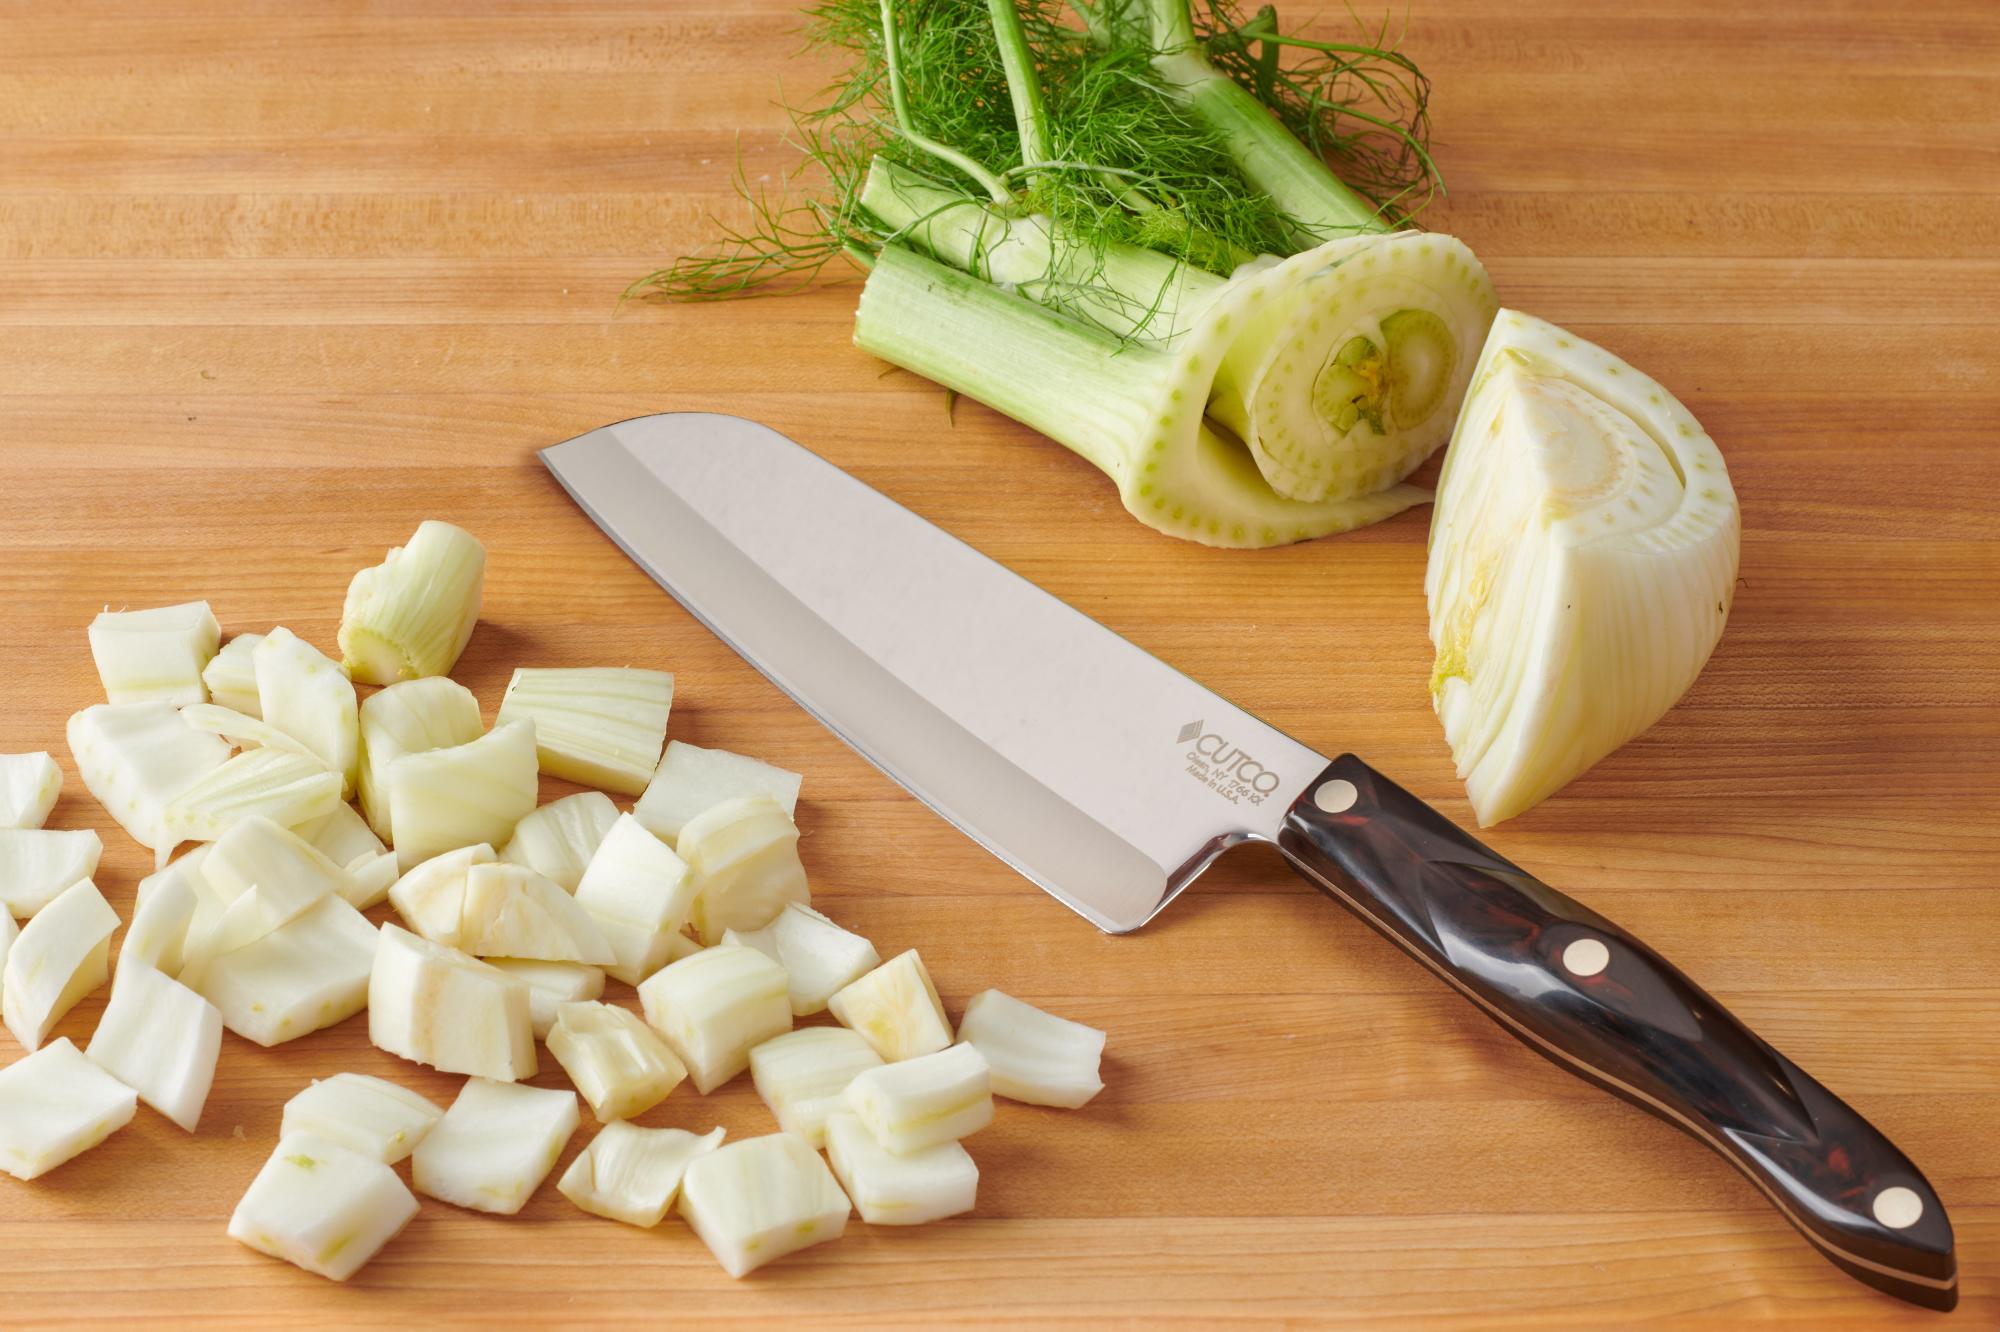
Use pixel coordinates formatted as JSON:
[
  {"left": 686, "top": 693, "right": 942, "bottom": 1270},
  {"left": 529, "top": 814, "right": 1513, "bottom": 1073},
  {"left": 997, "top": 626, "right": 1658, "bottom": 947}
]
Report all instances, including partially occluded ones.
[{"left": 542, "top": 412, "right": 1955, "bottom": 1311}]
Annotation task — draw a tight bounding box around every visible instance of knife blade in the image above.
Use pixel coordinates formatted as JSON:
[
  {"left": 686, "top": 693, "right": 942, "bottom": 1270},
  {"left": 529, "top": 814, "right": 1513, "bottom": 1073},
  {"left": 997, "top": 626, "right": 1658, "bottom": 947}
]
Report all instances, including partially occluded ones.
[{"left": 543, "top": 411, "right": 1956, "bottom": 1311}]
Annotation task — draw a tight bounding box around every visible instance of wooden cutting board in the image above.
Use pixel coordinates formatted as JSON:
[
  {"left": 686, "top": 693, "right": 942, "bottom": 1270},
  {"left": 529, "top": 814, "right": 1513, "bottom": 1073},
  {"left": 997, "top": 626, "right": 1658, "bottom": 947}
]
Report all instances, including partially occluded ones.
[{"left": 1, "top": 1, "right": 1994, "bottom": 1325}]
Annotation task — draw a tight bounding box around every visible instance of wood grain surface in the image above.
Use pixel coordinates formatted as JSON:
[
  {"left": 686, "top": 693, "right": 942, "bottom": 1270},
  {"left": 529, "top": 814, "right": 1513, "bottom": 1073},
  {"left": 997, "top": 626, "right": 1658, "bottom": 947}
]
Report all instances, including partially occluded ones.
[{"left": 2, "top": 0, "right": 1996, "bottom": 1326}]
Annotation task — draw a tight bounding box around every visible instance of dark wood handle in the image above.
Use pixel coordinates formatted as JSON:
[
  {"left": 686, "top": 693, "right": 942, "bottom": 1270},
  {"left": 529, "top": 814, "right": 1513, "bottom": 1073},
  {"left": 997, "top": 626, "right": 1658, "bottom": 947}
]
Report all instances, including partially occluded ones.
[{"left": 1277, "top": 754, "right": 1957, "bottom": 1312}]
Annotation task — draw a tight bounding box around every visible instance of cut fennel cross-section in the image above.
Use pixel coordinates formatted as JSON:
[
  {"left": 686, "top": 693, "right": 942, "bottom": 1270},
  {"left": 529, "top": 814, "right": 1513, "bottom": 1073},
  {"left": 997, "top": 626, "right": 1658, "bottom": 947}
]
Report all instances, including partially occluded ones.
[
  {"left": 87, "top": 600, "right": 220, "bottom": 706},
  {"left": 192, "top": 895, "right": 379, "bottom": 1047},
  {"left": 558, "top": 1122, "right": 724, "bottom": 1228},
  {"left": 2, "top": 878, "right": 117, "bottom": 1050},
  {"left": 677, "top": 1132, "right": 851, "bottom": 1278},
  {"left": 547, "top": 1000, "right": 688, "bottom": 1122},
  {"left": 828, "top": 949, "right": 954, "bottom": 1062},
  {"left": 228, "top": 1132, "right": 419, "bottom": 1282},
  {"left": 678, "top": 795, "right": 810, "bottom": 945},
  {"left": 201, "top": 632, "right": 264, "bottom": 717},
  {"left": 179, "top": 702, "right": 329, "bottom": 768},
  {"left": 853, "top": 232, "right": 1496, "bottom": 547},
  {"left": 67, "top": 701, "right": 231, "bottom": 853},
  {"left": 0, "top": 1037, "right": 137, "bottom": 1181},
  {"left": 385, "top": 720, "right": 538, "bottom": 871},
  {"left": 749, "top": 1026, "right": 885, "bottom": 1149},
  {"left": 955, "top": 989, "right": 1106, "bottom": 1108},
  {"left": 289, "top": 801, "right": 398, "bottom": 909},
  {"left": 339, "top": 520, "right": 486, "bottom": 685},
  {"left": 496, "top": 666, "right": 673, "bottom": 796},
  {"left": 368, "top": 923, "right": 535, "bottom": 1081},
  {"left": 637, "top": 943, "right": 791, "bottom": 1094},
  {"left": 203, "top": 814, "right": 357, "bottom": 914},
  {"left": 357, "top": 675, "right": 483, "bottom": 842},
  {"left": 482, "top": 957, "right": 606, "bottom": 1039},
  {"left": 634, "top": 740, "right": 801, "bottom": 842},
  {"left": 574, "top": 813, "right": 699, "bottom": 985},
  {"left": 282, "top": 1073, "right": 443, "bottom": 1165},
  {"left": 844, "top": 1043, "right": 994, "bottom": 1156},
  {"left": 254, "top": 627, "right": 359, "bottom": 797},
  {"left": 1426, "top": 310, "right": 1741, "bottom": 826},
  {"left": 0, "top": 828, "right": 103, "bottom": 917},
  {"left": 724, "top": 902, "right": 880, "bottom": 1017},
  {"left": 0, "top": 752, "right": 62, "bottom": 830},
  {"left": 84, "top": 962, "right": 222, "bottom": 1133},
  {"left": 498, "top": 790, "right": 619, "bottom": 892},
  {"left": 824, "top": 1112, "right": 978, "bottom": 1226},
  {"left": 412, "top": 1077, "right": 580, "bottom": 1216}
]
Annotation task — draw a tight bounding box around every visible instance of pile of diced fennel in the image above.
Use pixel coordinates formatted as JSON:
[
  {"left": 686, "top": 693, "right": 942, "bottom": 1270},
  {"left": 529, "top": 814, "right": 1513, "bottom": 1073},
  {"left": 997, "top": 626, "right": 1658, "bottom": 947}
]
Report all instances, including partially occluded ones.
[{"left": 0, "top": 520, "right": 1107, "bottom": 1282}]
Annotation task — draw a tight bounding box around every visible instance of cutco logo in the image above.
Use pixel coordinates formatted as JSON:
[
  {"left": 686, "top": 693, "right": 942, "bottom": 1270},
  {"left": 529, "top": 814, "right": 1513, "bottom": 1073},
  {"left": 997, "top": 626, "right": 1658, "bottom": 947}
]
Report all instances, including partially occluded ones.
[{"left": 1177, "top": 720, "right": 1281, "bottom": 806}]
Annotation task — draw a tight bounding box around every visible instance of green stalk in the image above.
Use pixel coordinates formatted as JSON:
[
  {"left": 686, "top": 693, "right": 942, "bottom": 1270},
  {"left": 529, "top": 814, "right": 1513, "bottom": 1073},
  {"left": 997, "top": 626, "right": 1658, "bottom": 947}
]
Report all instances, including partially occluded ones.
[
  {"left": 985, "top": 0, "right": 1052, "bottom": 171},
  {"left": 878, "top": 0, "right": 1015, "bottom": 204},
  {"left": 854, "top": 243, "right": 1171, "bottom": 479},
  {"left": 858, "top": 157, "right": 1226, "bottom": 339},
  {"left": 1141, "top": 0, "right": 1386, "bottom": 244}
]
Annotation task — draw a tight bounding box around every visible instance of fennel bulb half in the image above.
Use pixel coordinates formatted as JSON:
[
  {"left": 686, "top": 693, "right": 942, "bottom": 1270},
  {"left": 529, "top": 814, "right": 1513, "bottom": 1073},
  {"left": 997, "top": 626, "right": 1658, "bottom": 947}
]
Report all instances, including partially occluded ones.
[{"left": 1426, "top": 310, "right": 1740, "bottom": 826}]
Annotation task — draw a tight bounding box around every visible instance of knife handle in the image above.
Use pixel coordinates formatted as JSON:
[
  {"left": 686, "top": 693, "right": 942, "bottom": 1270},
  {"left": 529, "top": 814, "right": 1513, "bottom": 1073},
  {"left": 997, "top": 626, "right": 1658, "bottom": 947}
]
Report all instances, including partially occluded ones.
[{"left": 1275, "top": 754, "right": 1957, "bottom": 1312}]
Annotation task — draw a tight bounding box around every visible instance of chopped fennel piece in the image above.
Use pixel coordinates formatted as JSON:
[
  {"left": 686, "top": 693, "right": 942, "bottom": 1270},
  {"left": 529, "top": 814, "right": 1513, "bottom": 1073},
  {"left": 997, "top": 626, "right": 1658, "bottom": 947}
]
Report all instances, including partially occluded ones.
[
  {"left": 412, "top": 1077, "right": 579, "bottom": 1216},
  {"left": 558, "top": 1122, "right": 724, "bottom": 1228},
  {"left": 678, "top": 795, "right": 809, "bottom": 945},
  {"left": 338, "top": 519, "right": 487, "bottom": 685},
  {"left": 87, "top": 600, "right": 220, "bottom": 706},
  {"left": 843, "top": 1043, "right": 993, "bottom": 1156},
  {"left": 0, "top": 752, "right": 61, "bottom": 830},
  {"left": 749, "top": 1026, "right": 885, "bottom": 1149},
  {"left": 281, "top": 1073, "right": 443, "bottom": 1165},
  {"left": 385, "top": 720, "right": 538, "bottom": 871},
  {"left": 2, "top": 878, "right": 117, "bottom": 1050},
  {"left": 290, "top": 802, "right": 397, "bottom": 909},
  {"left": 956, "top": 989, "right": 1106, "bottom": 1108},
  {"left": 0, "top": 827, "right": 103, "bottom": 917},
  {"left": 177, "top": 873, "right": 329, "bottom": 990},
  {"left": 368, "top": 923, "right": 535, "bottom": 1080},
  {"left": 157, "top": 746, "right": 343, "bottom": 863},
  {"left": 677, "top": 1132, "right": 851, "bottom": 1278},
  {"left": 824, "top": 1112, "right": 978, "bottom": 1226},
  {"left": 482, "top": 958, "right": 605, "bottom": 1039},
  {"left": 547, "top": 1000, "right": 688, "bottom": 1121},
  {"left": 203, "top": 814, "right": 355, "bottom": 911},
  {"left": 126, "top": 846, "right": 216, "bottom": 976},
  {"left": 1427, "top": 310, "right": 1743, "bottom": 825},
  {"left": 192, "top": 895, "right": 378, "bottom": 1047},
  {"left": 0, "top": 1038, "right": 137, "bottom": 1181},
  {"left": 357, "top": 675, "right": 483, "bottom": 842},
  {"left": 724, "top": 902, "right": 879, "bottom": 1017},
  {"left": 636, "top": 944, "right": 791, "bottom": 1094},
  {"left": 228, "top": 1132, "right": 419, "bottom": 1282},
  {"left": 457, "top": 863, "right": 616, "bottom": 966},
  {"left": 202, "top": 632, "right": 265, "bottom": 717},
  {"left": 499, "top": 790, "right": 619, "bottom": 892},
  {"left": 387, "top": 842, "right": 495, "bottom": 946},
  {"left": 663, "top": 931, "right": 704, "bottom": 965},
  {"left": 67, "top": 701, "right": 230, "bottom": 853},
  {"left": 0, "top": 911, "right": 13, "bottom": 986},
  {"left": 84, "top": 962, "right": 222, "bottom": 1133},
  {"left": 179, "top": 702, "right": 326, "bottom": 767},
  {"left": 574, "top": 813, "right": 699, "bottom": 985},
  {"left": 496, "top": 667, "right": 673, "bottom": 796},
  {"left": 635, "top": 740, "right": 801, "bottom": 842},
  {"left": 254, "top": 627, "right": 360, "bottom": 797},
  {"left": 827, "top": 949, "right": 954, "bottom": 1062}
]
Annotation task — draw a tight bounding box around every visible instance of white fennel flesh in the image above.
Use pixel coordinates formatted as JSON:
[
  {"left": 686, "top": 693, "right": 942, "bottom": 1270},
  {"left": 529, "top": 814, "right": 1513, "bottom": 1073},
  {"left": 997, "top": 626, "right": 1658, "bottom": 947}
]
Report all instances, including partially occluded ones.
[
  {"left": 0, "top": 828, "right": 103, "bottom": 918},
  {"left": 356, "top": 675, "right": 483, "bottom": 842},
  {"left": 0, "top": 1037, "right": 138, "bottom": 1181},
  {"left": 843, "top": 1043, "right": 994, "bottom": 1156},
  {"left": 84, "top": 961, "right": 222, "bottom": 1133},
  {"left": 201, "top": 632, "right": 265, "bottom": 717},
  {"left": 558, "top": 1122, "right": 724, "bottom": 1228},
  {"left": 955, "top": 989, "right": 1106, "bottom": 1109},
  {"left": 157, "top": 746, "right": 343, "bottom": 864},
  {"left": 678, "top": 795, "right": 809, "bottom": 945},
  {"left": 749, "top": 1026, "right": 885, "bottom": 1149},
  {"left": 498, "top": 790, "right": 619, "bottom": 892},
  {"left": 67, "top": 701, "right": 230, "bottom": 853},
  {"left": 2, "top": 878, "right": 117, "bottom": 1050},
  {"left": 573, "top": 813, "right": 699, "bottom": 985},
  {"left": 368, "top": 923, "right": 535, "bottom": 1081},
  {"left": 824, "top": 1111, "right": 978, "bottom": 1226},
  {"left": 724, "top": 902, "right": 879, "bottom": 1017},
  {"left": 456, "top": 862, "right": 616, "bottom": 967},
  {"left": 0, "top": 752, "right": 61, "bottom": 830},
  {"left": 676, "top": 1132, "right": 850, "bottom": 1278},
  {"left": 546, "top": 1000, "right": 688, "bottom": 1122},
  {"left": 281, "top": 1073, "right": 443, "bottom": 1165},
  {"left": 482, "top": 957, "right": 606, "bottom": 1039},
  {"left": 635, "top": 740, "right": 801, "bottom": 842},
  {"left": 496, "top": 666, "right": 673, "bottom": 796},
  {"left": 385, "top": 720, "right": 538, "bottom": 871},
  {"left": 228, "top": 1132, "right": 419, "bottom": 1282},
  {"left": 827, "top": 949, "right": 954, "bottom": 1063},
  {"left": 1427, "top": 310, "right": 1741, "bottom": 825},
  {"left": 87, "top": 600, "right": 220, "bottom": 706},
  {"left": 637, "top": 944, "right": 791, "bottom": 1094},
  {"left": 338, "top": 519, "right": 486, "bottom": 685},
  {"left": 412, "top": 1077, "right": 579, "bottom": 1216},
  {"left": 191, "top": 895, "right": 378, "bottom": 1048},
  {"left": 254, "top": 627, "right": 359, "bottom": 797}
]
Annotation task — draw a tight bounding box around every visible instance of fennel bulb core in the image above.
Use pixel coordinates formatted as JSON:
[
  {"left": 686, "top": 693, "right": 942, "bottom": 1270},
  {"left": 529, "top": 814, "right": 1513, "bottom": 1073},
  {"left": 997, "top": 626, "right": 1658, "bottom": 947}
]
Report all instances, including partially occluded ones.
[{"left": 1426, "top": 311, "right": 1740, "bottom": 826}]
